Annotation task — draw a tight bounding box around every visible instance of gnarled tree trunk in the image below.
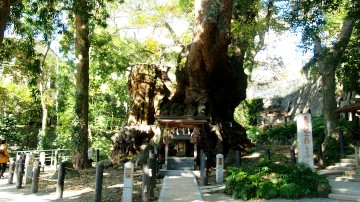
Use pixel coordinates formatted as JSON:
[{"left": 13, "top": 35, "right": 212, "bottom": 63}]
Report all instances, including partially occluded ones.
[{"left": 162, "top": 0, "right": 250, "bottom": 156}]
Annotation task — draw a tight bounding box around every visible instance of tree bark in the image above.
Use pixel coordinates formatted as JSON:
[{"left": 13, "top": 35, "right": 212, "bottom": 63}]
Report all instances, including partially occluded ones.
[
  {"left": 314, "top": 17, "right": 355, "bottom": 139},
  {"left": 72, "top": 3, "right": 91, "bottom": 169},
  {"left": 162, "top": 0, "right": 250, "bottom": 155},
  {"left": 0, "top": 0, "right": 11, "bottom": 45}
]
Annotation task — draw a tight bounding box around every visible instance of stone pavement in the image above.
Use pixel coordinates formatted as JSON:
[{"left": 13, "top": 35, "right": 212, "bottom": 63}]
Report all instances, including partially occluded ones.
[
  {"left": 158, "top": 172, "right": 203, "bottom": 202},
  {"left": 0, "top": 173, "right": 91, "bottom": 202}
]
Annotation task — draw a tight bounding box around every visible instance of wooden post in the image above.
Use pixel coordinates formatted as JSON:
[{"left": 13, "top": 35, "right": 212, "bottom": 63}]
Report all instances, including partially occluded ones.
[
  {"left": 339, "top": 128, "right": 345, "bottom": 158},
  {"left": 154, "top": 148, "right": 159, "bottom": 179},
  {"left": 94, "top": 164, "right": 104, "bottom": 202},
  {"left": 16, "top": 158, "right": 25, "bottom": 189},
  {"left": 265, "top": 148, "right": 271, "bottom": 160},
  {"left": 290, "top": 146, "right": 296, "bottom": 165},
  {"left": 96, "top": 149, "right": 100, "bottom": 163},
  {"left": 56, "top": 162, "right": 66, "bottom": 199},
  {"left": 201, "top": 151, "right": 208, "bottom": 186},
  {"left": 236, "top": 150, "right": 242, "bottom": 166},
  {"left": 148, "top": 150, "right": 155, "bottom": 198},
  {"left": 31, "top": 160, "right": 40, "bottom": 193},
  {"left": 142, "top": 165, "right": 150, "bottom": 202},
  {"left": 8, "top": 157, "right": 15, "bottom": 184},
  {"left": 355, "top": 144, "right": 359, "bottom": 168}
]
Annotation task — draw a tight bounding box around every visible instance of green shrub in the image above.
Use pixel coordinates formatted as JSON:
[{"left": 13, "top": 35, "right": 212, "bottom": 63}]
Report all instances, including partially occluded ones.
[
  {"left": 252, "top": 122, "right": 296, "bottom": 145},
  {"left": 225, "top": 161, "right": 329, "bottom": 200}
]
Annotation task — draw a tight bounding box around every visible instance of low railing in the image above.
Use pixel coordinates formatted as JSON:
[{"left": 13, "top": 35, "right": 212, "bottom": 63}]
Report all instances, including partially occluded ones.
[{"left": 13, "top": 149, "right": 71, "bottom": 169}]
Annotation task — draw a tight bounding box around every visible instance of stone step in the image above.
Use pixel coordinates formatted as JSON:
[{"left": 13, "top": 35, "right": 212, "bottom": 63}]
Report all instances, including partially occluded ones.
[
  {"left": 326, "top": 165, "right": 355, "bottom": 171},
  {"left": 333, "top": 176, "right": 360, "bottom": 182},
  {"left": 341, "top": 158, "right": 357, "bottom": 163},
  {"left": 346, "top": 154, "right": 359, "bottom": 159},
  {"left": 334, "top": 162, "right": 356, "bottom": 167},
  {"left": 318, "top": 169, "right": 345, "bottom": 176},
  {"left": 331, "top": 186, "right": 360, "bottom": 195},
  {"left": 328, "top": 193, "right": 360, "bottom": 201}
]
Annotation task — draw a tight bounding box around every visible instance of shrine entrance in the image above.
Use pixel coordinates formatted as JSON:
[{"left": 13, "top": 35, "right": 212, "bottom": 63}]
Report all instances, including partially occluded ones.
[{"left": 155, "top": 116, "right": 210, "bottom": 174}]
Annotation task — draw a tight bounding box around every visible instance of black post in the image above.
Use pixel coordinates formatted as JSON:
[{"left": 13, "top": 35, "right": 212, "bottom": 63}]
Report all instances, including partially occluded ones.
[
  {"left": 290, "top": 146, "right": 296, "bottom": 165},
  {"left": 147, "top": 150, "right": 155, "bottom": 198},
  {"left": 201, "top": 151, "right": 208, "bottom": 186},
  {"left": 96, "top": 149, "right": 100, "bottom": 163},
  {"left": 339, "top": 128, "right": 345, "bottom": 158},
  {"left": 16, "top": 158, "right": 25, "bottom": 189},
  {"left": 142, "top": 165, "right": 150, "bottom": 202},
  {"left": 31, "top": 160, "right": 41, "bottom": 193},
  {"left": 56, "top": 162, "right": 66, "bottom": 199},
  {"left": 8, "top": 158, "right": 15, "bottom": 184},
  {"left": 317, "top": 144, "right": 323, "bottom": 166},
  {"left": 154, "top": 148, "right": 159, "bottom": 179},
  {"left": 94, "top": 164, "right": 104, "bottom": 202},
  {"left": 265, "top": 148, "right": 271, "bottom": 160},
  {"left": 236, "top": 150, "right": 242, "bottom": 166}
]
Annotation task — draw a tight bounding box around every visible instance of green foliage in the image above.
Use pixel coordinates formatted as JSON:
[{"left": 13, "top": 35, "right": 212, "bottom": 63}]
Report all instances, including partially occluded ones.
[
  {"left": 0, "top": 117, "right": 21, "bottom": 144},
  {"left": 225, "top": 161, "right": 329, "bottom": 200},
  {"left": 312, "top": 115, "right": 325, "bottom": 146},
  {"left": 252, "top": 122, "right": 296, "bottom": 145},
  {"left": 337, "top": 30, "right": 360, "bottom": 94},
  {"left": 234, "top": 98, "right": 263, "bottom": 129},
  {"left": 323, "top": 136, "right": 354, "bottom": 165}
]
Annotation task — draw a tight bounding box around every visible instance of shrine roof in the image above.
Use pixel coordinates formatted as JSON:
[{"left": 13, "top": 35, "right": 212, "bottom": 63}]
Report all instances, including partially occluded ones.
[{"left": 155, "top": 115, "right": 210, "bottom": 126}]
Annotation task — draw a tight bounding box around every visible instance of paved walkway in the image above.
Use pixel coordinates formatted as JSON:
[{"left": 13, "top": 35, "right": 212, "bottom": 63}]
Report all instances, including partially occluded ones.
[{"left": 158, "top": 172, "right": 203, "bottom": 202}]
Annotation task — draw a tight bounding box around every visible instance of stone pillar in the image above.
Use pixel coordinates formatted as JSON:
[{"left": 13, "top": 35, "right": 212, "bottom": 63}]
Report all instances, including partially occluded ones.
[
  {"left": 216, "top": 154, "right": 224, "bottom": 184},
  {"left": 194, "top": 144, "right": 198, "bottom": 170},
  {"left": 40, "top": 152, "right": 46, "bottom": 172},
  {"left": 165, "top": 144, "right": 168, "bottom": 170},
  {"left": 24, "top": 153, "right": 34, "bottom": 184},
  {"left": 142, "top": 165, "right": 150, "bottom": 202},
  {"left": 8, "top": 157, "right": 15, "bottom": 184},
  {"left": 122, "top": 162, "right": 134, "bottom": 202},
  {"left": 297, "top": 113, "right": 314, "bottom": 169},
  {"left": 54, "top": 150, "right": 59, "bottom": 169},
  {"left": 88, "top": 148, "right": 93, "bottom": 162}
]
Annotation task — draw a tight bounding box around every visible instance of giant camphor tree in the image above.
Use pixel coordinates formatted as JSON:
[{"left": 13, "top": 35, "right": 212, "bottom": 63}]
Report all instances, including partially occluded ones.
[
  {"left": 287, "top": 0, "right": 359, "bottom": 141},
  {"left": 112, "top": 0, "right": 255, "bottom": 164},
  {"left": 161, "top": 0, "right": 250, "bottom": 153}
]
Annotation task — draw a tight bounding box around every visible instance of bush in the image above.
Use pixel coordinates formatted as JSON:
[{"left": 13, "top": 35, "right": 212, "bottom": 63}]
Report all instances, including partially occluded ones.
[
  {"left": 224, "top": 161, "right": 329, "bottom": 200},
  {"left": 252, "top": 122, "right": 296, "bottom": 145}
]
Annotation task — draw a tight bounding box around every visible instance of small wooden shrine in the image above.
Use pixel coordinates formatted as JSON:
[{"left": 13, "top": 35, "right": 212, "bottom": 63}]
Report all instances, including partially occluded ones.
[{"left": 155, "top": 115, "right": 210, "bottom": 170}]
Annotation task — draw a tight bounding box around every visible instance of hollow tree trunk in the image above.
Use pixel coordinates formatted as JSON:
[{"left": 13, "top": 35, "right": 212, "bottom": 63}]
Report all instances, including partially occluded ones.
[
  {"left": 72, "top": 6, "right": 91, "bottom": 169},
  {"left": 109, "top": 64, "right": 172, "bottom": 164}
]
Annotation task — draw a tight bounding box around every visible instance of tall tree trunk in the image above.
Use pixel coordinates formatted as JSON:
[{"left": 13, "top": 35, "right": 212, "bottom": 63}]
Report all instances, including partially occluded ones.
[
  {"left": 38, "top": 45, "right": 51, "bottom": 150},
  {"left": 313, "top": 17, "right": 355, "bottom": 141},
  {"left": 72, "top": 3, "right": 91, "bottom": 169},
  {"left": 0, "top": 0, "right": 11, "bottom": 45}
]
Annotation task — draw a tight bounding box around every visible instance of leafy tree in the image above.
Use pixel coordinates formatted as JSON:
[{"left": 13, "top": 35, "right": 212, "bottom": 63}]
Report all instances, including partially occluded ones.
[{"left": 286, "top": 0, "right": 359, "bottom": 141}]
